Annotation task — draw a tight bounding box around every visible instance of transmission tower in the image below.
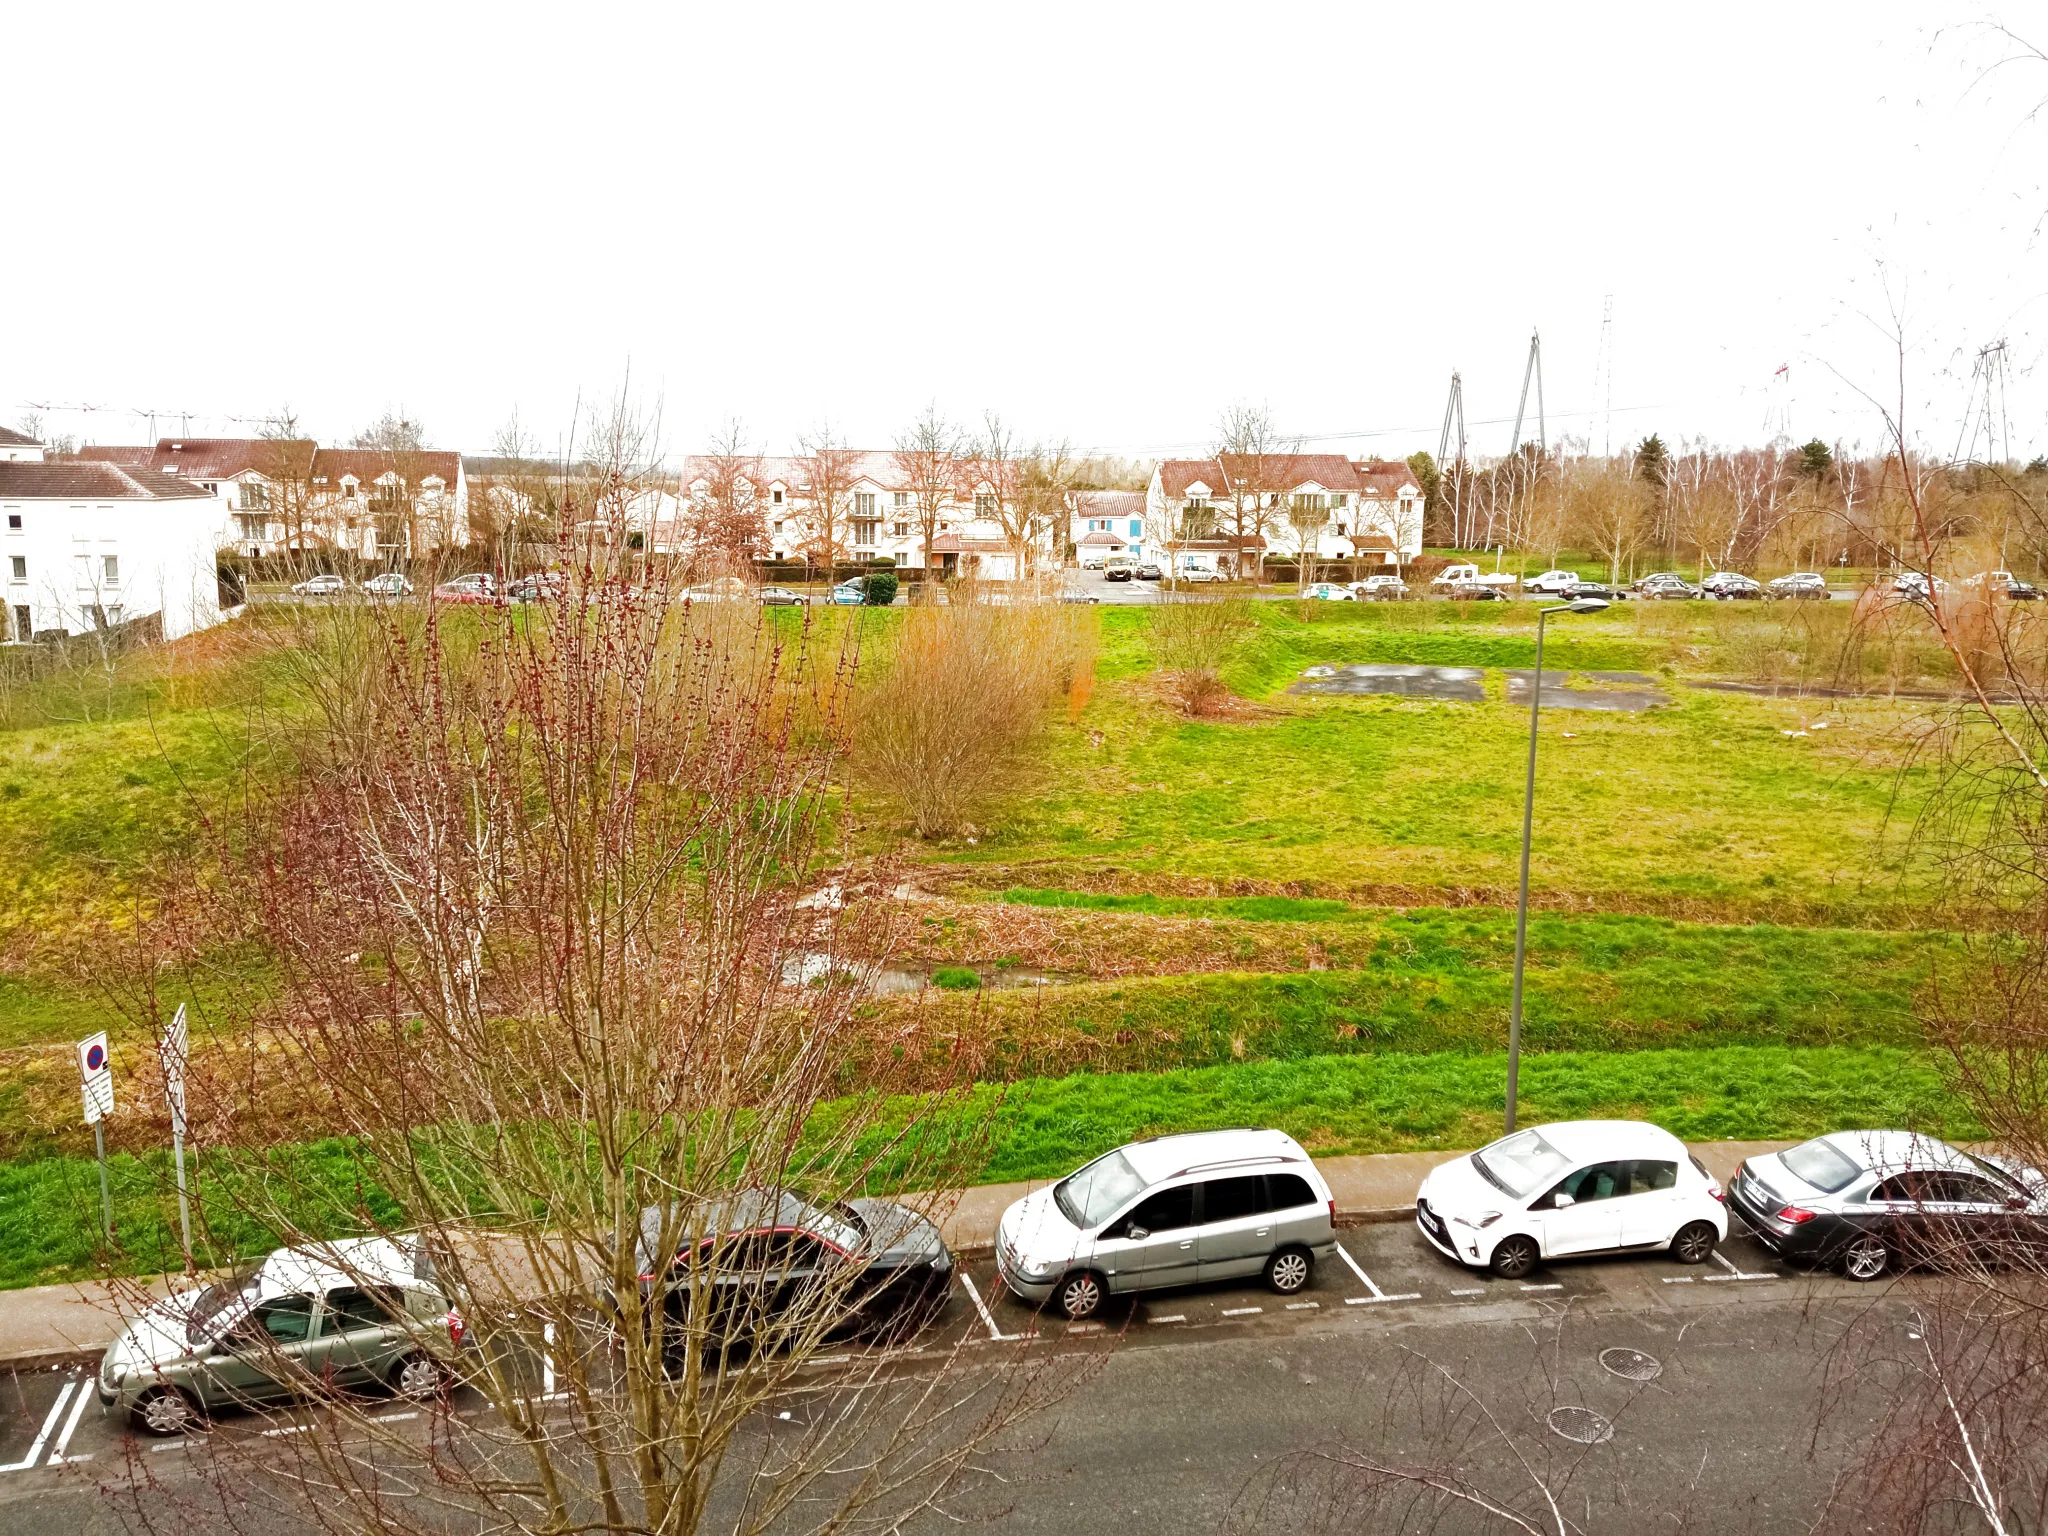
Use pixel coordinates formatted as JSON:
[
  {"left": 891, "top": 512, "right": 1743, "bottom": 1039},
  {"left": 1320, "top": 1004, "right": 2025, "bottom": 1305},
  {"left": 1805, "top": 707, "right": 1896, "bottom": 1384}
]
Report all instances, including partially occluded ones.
[
  {"left": 1956, "top": 340, "right": 2013, "bottom": 467},
  {"left": 1509, "top": 329, "right": 1546, "bottom": 457},
  {"left": 1590, "top": 297, "right": 1614, "bottom": 456},
  {"left": 1437, "top": 371, "right": 1468, "bottom": 546}
]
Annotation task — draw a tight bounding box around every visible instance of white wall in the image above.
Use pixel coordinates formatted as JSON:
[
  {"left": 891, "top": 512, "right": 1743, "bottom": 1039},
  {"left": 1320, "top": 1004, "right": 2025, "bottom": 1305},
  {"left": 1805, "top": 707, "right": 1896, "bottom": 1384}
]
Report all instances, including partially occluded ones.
[{"left": 1, "top": 494, "right": 223, "bottom": 642}]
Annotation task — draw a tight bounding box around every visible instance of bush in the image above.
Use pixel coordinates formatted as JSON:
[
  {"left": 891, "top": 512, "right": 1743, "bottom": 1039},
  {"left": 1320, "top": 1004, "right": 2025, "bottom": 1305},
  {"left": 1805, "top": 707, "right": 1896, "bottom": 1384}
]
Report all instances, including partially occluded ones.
[
  {"left": 930, "top": 966, "right": 981, "bottom": 991},
  {"left": 863, "top": 570, "right": 899, "bottom": 606},
  {"left": 1150, "top": 595, "right": 1253, "bottom": 715}
]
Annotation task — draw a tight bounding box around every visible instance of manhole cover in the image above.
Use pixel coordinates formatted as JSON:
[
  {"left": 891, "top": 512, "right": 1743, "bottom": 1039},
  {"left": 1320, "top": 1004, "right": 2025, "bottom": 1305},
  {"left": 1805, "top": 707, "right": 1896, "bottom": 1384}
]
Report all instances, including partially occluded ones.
[
  {"left": 1546, "top": 1406, "right": 1614, "bottom": 1445},
  {"left": 1599, "top": 1347, "right": 1663, "bottom": 1382}
]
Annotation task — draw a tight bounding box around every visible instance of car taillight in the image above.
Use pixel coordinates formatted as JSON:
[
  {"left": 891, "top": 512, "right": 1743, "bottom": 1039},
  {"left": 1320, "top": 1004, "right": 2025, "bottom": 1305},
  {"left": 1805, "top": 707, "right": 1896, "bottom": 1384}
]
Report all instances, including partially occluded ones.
[
  {"left": 1328, "top": 1199, "right": 1337, "bottom": 1223},
  {"left": 1709, "top": 1182, "right": 1724, "bottom": 1202},
  {"left": 446, "top": 1309, "right": 466, "bottom": 1345},
  {"left": 1777, "top": 1205, "right": 1818, "bottom": 1225}
]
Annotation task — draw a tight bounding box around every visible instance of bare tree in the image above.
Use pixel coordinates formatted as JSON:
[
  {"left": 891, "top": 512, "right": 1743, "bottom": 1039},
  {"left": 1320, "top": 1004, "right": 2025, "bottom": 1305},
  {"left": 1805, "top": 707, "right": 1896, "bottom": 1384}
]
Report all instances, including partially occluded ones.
[
  {"left": 254, "top": 409, "right": 320, "bottom": 565},
  {"left": 1214, "top": 404, "right": 1286, "bottom": 582},
  {"left": 690, "top": 417, "right": 771, "bottom": 566},
  {"left": 796, "top": 423, "right": 860, "bottom": 578},
  {"left": 1149, "top": 595, "right": 1251, "bottom": 716},
  {"left": 1016, "top": 439, "right": 1076, "bottom": 578},
  {"left": 964, "top": 413, "right": 1030, "bottom": 578},
  {"left": 893, "top": 405, "right": 962, "bottom": 587}
]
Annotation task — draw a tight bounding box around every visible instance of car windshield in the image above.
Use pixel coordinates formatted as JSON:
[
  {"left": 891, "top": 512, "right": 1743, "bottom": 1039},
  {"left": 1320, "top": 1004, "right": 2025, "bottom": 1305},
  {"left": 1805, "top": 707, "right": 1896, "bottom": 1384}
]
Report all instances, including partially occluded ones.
[
  {"left": 1780, "top": 1138, "right": 1862, "bottom": 1193},
  {"left": 1055, "top": 1150, "right": 1147, "bottom": 1229},
  {"left": 1471, "top": 1130, "right": 1571, "bottom": 1199}
]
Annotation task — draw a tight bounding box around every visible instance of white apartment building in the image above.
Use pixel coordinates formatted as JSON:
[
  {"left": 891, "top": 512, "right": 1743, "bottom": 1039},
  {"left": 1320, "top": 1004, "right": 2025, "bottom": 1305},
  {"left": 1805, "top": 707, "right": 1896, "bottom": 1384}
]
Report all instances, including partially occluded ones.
[
  {"left": 1070, "top": 490, "right": 1146, "bottom": 565},
  {"left": 1145, "top": 455, "right": 1424, "bottom": 574},
  {"left": 77, "top": 439, "right": 469, "bottom": 558},
  {"left": 0, "top": 436, "right": 223, "bottom": 643}
]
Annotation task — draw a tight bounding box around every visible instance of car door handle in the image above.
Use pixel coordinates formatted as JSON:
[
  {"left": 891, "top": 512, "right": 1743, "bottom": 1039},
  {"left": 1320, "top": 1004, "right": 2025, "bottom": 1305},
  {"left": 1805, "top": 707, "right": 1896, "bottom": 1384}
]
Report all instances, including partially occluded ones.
[
  {"left": 1256, "top": 1227, "right": 1270, "bottom": 1237},
  {"left": 1178, "top": 1240, "right": 1193, "bottom": 1250}
]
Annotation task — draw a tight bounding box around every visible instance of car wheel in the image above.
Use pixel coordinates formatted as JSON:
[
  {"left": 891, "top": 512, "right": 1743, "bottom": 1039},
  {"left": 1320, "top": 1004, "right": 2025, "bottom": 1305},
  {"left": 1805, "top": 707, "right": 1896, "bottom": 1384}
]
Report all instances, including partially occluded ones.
[
  {"left": 1841, "top": 1235, "right": 1891, "bottom": 1282},
  {"left": 1055, "top": 1270, "right": 1105, "bottom": 1320},
  {"left": 1489, "top": 1234, "right": 1540, "bottom": 1279},
  {"left": 1265, "top": 1247, "right": 1312, "bottom": 1295},
  {"left": 1671, "top": 1221, "right": 1718, "bottom": 1265},
  {"left": 134, "top": 1386, "right": 201, "bottom": 1437},
  {"left": 391, "top": 1352, "right": 450, "bottom": 1400}
]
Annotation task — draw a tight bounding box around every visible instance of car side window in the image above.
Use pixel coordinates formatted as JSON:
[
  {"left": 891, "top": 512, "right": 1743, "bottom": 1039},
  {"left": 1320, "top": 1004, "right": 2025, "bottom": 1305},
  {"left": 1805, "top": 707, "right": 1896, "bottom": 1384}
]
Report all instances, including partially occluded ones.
[
  {"left": 1117, "top": 1185, "right": 1196, "bottom": 1237},
  {"left": 319, "top": 1286, "right": 402, "bottom": 1337},
  {"left": 1543, "top": 1162, "right": 1626, "bottom": 1208},
  {"left": 1628, "top": 1160, "right": 1678, "bottom": 1194},
  {"left": 1200, "top": 1175, "right": 1269, "bottom": 1225},
  {"left": 1870, "top": 1174, "right": 1925, "bottom": 1203},
  {"left": 1266, "top": 1173, "right": 1317, "bottom": 1211},
  {"left": 1932, "top": 1173, "right": 2008, "bottom": 1207},
  {"left": 232, "top": 1295, "right": 316, "bottom": 1345}
]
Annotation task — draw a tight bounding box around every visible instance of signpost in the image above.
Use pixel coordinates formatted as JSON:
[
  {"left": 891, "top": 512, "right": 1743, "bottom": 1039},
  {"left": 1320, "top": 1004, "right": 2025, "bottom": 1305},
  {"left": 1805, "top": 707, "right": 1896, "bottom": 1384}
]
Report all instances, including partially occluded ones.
[
  {"left": 76, "top": 1033, "right": 114, "bottom": 1240},
  {"left": 160, "top": 1005, "right": 192, "bottom": 1267}
]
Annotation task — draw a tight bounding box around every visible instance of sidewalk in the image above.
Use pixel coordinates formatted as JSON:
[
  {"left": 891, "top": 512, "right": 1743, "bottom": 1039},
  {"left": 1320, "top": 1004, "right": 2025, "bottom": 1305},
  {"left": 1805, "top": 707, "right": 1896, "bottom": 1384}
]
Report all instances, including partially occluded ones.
[{"left": 0, "top": 1140, "right": 1793, "bottom": 1372}]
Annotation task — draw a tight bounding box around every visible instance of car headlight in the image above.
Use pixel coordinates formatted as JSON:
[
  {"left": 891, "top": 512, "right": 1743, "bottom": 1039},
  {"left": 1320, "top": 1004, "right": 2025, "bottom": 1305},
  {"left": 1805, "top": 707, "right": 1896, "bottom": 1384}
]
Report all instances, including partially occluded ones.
[
  {"left": 1021, "top": 1256, "right": 1056, "bottom": 1279},
  {"left": 1453, "top": 1211, "right": 1504, "bottom": 1230}
]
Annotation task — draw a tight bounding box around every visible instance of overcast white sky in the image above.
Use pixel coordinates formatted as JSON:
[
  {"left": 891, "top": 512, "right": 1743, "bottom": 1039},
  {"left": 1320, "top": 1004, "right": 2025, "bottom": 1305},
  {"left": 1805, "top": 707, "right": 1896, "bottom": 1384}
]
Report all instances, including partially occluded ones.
[{"left": 4, "top": 3, "right": 2044, "bottom": 464}]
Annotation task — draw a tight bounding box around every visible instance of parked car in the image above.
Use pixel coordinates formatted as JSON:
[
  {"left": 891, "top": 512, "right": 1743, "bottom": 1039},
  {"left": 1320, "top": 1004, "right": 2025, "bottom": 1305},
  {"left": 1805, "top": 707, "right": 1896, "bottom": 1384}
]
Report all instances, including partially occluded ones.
[
  {"left": 1893, "top": 571, "right": 1950, "bottom": 602},
  {"left": 1525, "top": 569, "right": 1582, "bottom": 595},
  {"left": 1701, "top": 571, "right": 1762, "bottom": 600},
  {"left": 1560, "top": 580, "right": 1629, "bottom": 603},
  {"left": 1728, "top": 1131, "right": 2048, "bottom": 1281},
  {"left": 2008, "top": 579, "right": 2043, "bottom": 601},
  {"left": 505, "top": 571, "right": 565, "bottom": 603},
  {"left": 1175, "top": 566, "right": 1226, "bottom": 583},
  {"left": 1440, "top": 581, "right": 1508, "bottom": 602},
  {"left": 1351, "top": 574, "right": 1409, "bottom": 601},
  {"left": 1078, "top": 552, "right": 1109, "bottom": 570},
  {"left": 635, "top": 1190, "right": 953, "bottom": 1353},
  {"left": 291, "top": 574, "right": 347, "bottom": 597},
  {"left": 1060, "top": 590, "right": 1102, "bottom": 604},
  {"left": 1415, "top": 1120, "right": 1727, "bottom": 1279},
  {"left": 1135, "top": 563, "right": 1163, "bottom": 581},
  {"left": 1632, "top": 573, "right": 1699, "bottom": 600},
  {"left": 432, "top": 574, "right": 497, "bottom": 603},
  {"left": 98, "top": 1236, "right": 459, "bottom": 1435},
  {"left": 825, "top": 582, "right": 867, "bottom": 606},
  {"left": 758, "top": 586, "right": 810, "bottom": 606},
  {"left": 1432, "top": 562, "right": 1484, "bottom": 589},
  {"left": 361, "top": 572, "right": 413, "bottom": 597},
  {"left": 1765, "top": 572, "right": 1830, "bottom": 600},
  {"left": 1302, "top": 582, "right": 1358, "bottom": 601},
  {"left": 997, "top": 1130, "right": 1339, "bottom": 1320},
  {"left": 1104, "top": 562, "right": 1136, "bottom": 583}
]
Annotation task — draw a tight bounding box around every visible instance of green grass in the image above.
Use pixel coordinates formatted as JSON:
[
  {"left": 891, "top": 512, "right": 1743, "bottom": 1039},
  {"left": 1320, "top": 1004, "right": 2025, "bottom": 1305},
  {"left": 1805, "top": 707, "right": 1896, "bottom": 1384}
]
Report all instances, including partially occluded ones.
[
  {"left": 1, "top": 1045, "right": 1971, "bottom": 1289},
  {"left": 931, "top": 965, "right": 982, "bottom": 991},
  {"left": 999, "top": 888, "right": 1355, "bottom": 922}
]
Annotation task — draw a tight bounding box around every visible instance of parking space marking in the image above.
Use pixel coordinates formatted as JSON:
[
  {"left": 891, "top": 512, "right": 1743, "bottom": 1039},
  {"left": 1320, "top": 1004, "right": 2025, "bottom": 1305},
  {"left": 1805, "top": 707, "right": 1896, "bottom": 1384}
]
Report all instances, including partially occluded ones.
[
  {"left": 46, "top": 1381, "right": 92, "bottom": 1465},
  {"left": 1066, "top": 1323, "right": 1103, "bottom": 1335},
  {"left": 375, "top": 1412, "right": 419, "bottom": 1424},
  {"left": 1148, "top": 1314, "right": 1186, "bottom": 1325},
  {"left": 0, "top": 1382, "right": 76, "bottom": 1473},
  {"left": 959, "top": 1274, "right": 1027, "bottom": 1343},
  {"left": 1519, "top": 1283, "right": 1564, "bottom": 1292},
  {"left": 1286, "top": 1301, "right": 1319, "bottom": 1310},
  {"left": 149, "top": 1441, "right": 194, "bottom": 1454},
  {"left": 1221, "top": 1307, "right": 1263, "bottom": 1317},
  {"left": 262, "top": 1423, "right": 313, "bottom": 1438},
  {"left": 1450, "top": 1288, "right": 1486, "bottom": 1296},
  {"left": 1335, "top": 1241, "right": 1421, "bottom": 1304},
  {"left": 1705, "top": 1251, "right": 1777, "bottom": 1282},
  {"left": 1662, "top": 1276, "right": 1696, "bottom": 1284}
]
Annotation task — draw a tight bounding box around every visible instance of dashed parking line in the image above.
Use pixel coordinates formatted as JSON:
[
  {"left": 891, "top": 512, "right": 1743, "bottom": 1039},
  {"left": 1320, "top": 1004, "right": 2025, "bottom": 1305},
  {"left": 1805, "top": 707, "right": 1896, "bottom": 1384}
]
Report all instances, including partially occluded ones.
[
  {"left": 1704, "top": 1250, "right": 1777, "bottom": 1283},
  {"left": 0, "top": 1382, "right": 76, "bottom": 1473},
  {"left": 261, "top": 1423, "right": 313, "bottom": 1438},
  {"left": 1286, "top": 1301, "right": 1319, "bottom": 1310},
  {"left": 1221, "top": 1306, "right": 1263, "bottom": 1317},
  {"left": 375, "top": 1411, "right": 419, "bottom": 1424},
  {"left": 1334, "top": 1242, "right": 1421, "bottom": 1304},
  {"left": 1520, "top": 1283, "right": 1564, "bottom": 1292},
  {"left": 1148, "top": 1314, "right": 1186, "bottom": 1325},
  {"left": 1450, "top": 1288, "right": 1486, "bottom": 1296},
  {"left": 1066, "top": 1323, "right": 1104, "bottom": 1335}
]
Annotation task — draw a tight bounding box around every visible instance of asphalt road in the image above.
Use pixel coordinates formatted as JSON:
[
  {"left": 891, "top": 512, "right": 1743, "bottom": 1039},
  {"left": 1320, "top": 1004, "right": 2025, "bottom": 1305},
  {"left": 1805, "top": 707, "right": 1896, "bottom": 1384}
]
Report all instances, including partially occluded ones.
[{"left": 0, "top": 1220, "right": 1917, "bottom": 1533}]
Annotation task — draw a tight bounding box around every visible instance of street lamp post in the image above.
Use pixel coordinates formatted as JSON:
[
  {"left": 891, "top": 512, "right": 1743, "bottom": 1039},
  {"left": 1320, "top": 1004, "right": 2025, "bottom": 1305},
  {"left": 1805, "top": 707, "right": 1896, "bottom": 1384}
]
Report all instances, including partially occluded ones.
[{"left": 1504, "top": 597, "right": 1609, "bottom": 1133}]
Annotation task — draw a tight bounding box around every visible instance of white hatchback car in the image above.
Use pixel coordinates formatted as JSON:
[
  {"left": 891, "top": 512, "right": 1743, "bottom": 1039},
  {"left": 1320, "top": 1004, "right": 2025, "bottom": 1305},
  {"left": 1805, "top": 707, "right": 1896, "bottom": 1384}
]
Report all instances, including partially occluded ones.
[
  {"left": 1415, "top": 1120, "right": 1726, "bottom": 1279},
  {"left": 996, "top": 1130, "right": 1338, "bottom": 1319}
]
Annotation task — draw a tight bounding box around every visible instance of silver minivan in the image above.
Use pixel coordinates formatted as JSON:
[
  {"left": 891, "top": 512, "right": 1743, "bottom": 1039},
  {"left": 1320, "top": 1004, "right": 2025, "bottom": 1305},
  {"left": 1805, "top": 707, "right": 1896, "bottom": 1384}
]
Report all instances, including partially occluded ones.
[{"left": 995, "top": 1129, "right": 1338, "bottom": 1319}]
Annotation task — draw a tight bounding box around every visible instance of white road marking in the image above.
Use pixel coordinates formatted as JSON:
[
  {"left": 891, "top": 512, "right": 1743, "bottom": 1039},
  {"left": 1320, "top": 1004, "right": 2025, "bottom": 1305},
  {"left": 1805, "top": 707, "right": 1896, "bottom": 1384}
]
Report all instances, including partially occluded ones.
[
  {"left": 1286, "top": 1301, "right": 1320, "bottom": 1310},
  {"left": 0, "top": 1384, "right": 75, "bottom": 1472},
  {"left": 375, "top": 1411, "right": 420, "bottom": 1423},
  {"left": 1149, "top": 1314, "right": 1186, "bottom": 1325},
  {"left": 1222, "top": 1306, "right": 1264, "bottom": 1317},
  {"left": 1707, "top": 1250, "right": 1777, "bottom": 1282},
  {"left": 1662, "top": 1276, "right": 1696, "bottom": 1284},
  {"left": 47, "top": 1382, "right": 92, "bottom": 1465},
  {"left": 959, "top": 1274, "right": 1025, "bottom": 1342},
  {"left": 1451, "top": 1288, "right": 1486, "bottom": 1296},
  {"left": 262, "top": 1423, "right": 312, "bottom": 1438},
  {"left": 149, "top": 1441, "right": 194, "bottom": 1454},
  {"left": 811, "top": 1355, "right": 852, "bottom": 1365},
  {"left": 1520, "top": 1283, "right": 1564, "bottom": 1292},
  {"left": 1334, "top": 1242, "right": 1423, "bottom": 1302},
  {"left": 1066, "top": 1323, "right": 1103, "bottom": 1334}
]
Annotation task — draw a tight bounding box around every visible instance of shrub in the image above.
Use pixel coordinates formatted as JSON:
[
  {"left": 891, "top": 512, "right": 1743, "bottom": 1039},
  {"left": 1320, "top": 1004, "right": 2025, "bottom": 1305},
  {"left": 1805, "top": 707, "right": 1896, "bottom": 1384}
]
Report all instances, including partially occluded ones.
[
  {"left": 863, "top": 570, "right": 899, "bottom": 606},
  {"left": 1150, "top": 595, "right": 1253, "bottom": 715},
  {"left": 930, "top": 966, "right": 982, "bottom": 991}
]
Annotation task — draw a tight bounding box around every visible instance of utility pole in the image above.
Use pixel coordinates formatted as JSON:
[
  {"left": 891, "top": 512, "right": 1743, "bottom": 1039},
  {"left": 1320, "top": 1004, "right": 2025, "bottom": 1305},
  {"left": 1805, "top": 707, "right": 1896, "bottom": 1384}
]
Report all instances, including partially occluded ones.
[
  {"left": 1509, "top": 329, "right": 1546, "bottom": 457},
  {"left": 1591, "top": 296, "right": 1614, "bottom": 457},
  {"left": 1437, "top": 371, "right": 1467, "bottom": 547}
]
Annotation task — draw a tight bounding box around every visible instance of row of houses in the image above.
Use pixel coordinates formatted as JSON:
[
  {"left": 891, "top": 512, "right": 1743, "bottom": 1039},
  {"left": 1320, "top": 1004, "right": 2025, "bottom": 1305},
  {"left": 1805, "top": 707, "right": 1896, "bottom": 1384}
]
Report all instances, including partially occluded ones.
[{"left": 0, "top": 420, "right": 1424, "bottom": 644}]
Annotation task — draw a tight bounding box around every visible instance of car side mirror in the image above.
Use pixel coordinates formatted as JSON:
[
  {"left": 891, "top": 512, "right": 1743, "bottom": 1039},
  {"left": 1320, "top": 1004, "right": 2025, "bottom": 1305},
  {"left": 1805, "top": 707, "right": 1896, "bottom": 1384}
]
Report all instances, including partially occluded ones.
[
  {"left": 1552, "top": 1192, "right": 1575, "bottom": 1209},
  {"left": 1126, "top": 1226, "right": 1150, "bottom": 1241}
]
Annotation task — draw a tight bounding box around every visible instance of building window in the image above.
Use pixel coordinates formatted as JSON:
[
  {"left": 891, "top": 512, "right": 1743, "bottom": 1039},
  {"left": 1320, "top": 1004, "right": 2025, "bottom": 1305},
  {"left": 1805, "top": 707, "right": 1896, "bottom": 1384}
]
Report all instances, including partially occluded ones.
[
  {"left": 103, "top": 554, "right": 120, "bottom": 582},
  {"left": 892, "top": 491, "right": 909, "bottom": 510},
  {"left": 12, "top": 605, "right": 28, "bottom": 642},
  {"left": 853, "top": 519, "right": 879, "bottom": 548},
  {"left": 891, "top": 521, "right": 909, "bottom": 537},
  {"left": 1332, "top": 493, "right": 1348, "bottom": 509},
  {"left": 8, "top": 556, "right": 23, "bottom": 581},
  {"left": 771, "top": 488, "right": 784, "bottom": 505},
  {"left": 5, "top": 514, "right": 19, "bottom": 530},
  {"left": 773, "top": 521, "right": 785, "bottom": 537},
  {"left": 239, "top": 482, "right": 269, "bottom": 510},
  {"left": 975, "top": 493, "right": 996, "bottom": 517},
  {"left": 1128, "top": 519, "right": 1142, "bottom": 537},
  {"left": 855, "top": 492, "right": 877, "bottom": 517}
]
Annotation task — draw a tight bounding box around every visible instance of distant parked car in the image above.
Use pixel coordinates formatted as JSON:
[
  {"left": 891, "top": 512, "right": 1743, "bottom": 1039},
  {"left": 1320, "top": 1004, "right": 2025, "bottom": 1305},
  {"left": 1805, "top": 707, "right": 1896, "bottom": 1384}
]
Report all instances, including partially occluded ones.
[
  {"left": 1432, "top": 562, "right": 1484, "bottom": 589},
  {"left": 361, "top": 572, "right": 412, "bottom": 597},
  {"left": 1417, "top": 1120, "right": 1727, "bottom": 1279},
  {"left": 2007, "top": 579, "right": 2043, "bottom": 601},
  {"left": 1560, "top": 580, "right": 1629, "bottom": 603},
  {"left": 505, "top": 572, "right": 565, "bottom": 603},
  {"left": 997, "top": 1130, "right": 1339, "bottom": 1319},
  {"left": 432, "top": 574, "right": 496, "bottom": 603},
  {"left": 825, "top": 582, "right": 867, "bottom": 606},
  {"left": 758, "top": 586, "right": 810, "bottom": 606},
  {"left": 1135, "top": 563, "right": 1163, "bottom": 581},
  {"left": 291, "top": 574, "right": 347, "bottom": 597},
  {"left": 1175, "top": 566, "right": 1226, "bottom": 583},
  {"left": 1351, "top": 574, "right": 1409, "bottom": 601},
  {"left": 1893, "top": 571, "right": 1949, "bottom": 603},
  {"left": 1702, "top": 571, "right": 1762, "bottom": 600},
  {"left": 1060, "top": 590, "right": 1102, "bottom": 604},
  {"left": 1440, "top": 582, "right": 1508, "bottom": 602},
  {"left": 1301, "top": 582, "right": 1357, "bottom": 601},
  {"left": 1525, "top": 569, "right": 1581, "bottom": 595},
  {"left": 1728, "top": 1131, "right": 2048, "bottom": 1281},
  {"left": 1104, "top": 562, "right": 1136, "bottom": 583},
  {"left": 1765, "top": 572, "right": 1830, "bottom": 600},
  {"left": 1633, "top": 573, "right": 1699, "bottom": 600}
]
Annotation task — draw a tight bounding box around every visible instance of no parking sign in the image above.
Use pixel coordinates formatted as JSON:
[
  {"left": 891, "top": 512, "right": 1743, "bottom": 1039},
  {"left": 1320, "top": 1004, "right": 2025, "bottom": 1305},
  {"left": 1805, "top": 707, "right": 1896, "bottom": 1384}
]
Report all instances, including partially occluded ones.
[{"left": 77, "top": 1032, "right": 114, "bottom": 1124}]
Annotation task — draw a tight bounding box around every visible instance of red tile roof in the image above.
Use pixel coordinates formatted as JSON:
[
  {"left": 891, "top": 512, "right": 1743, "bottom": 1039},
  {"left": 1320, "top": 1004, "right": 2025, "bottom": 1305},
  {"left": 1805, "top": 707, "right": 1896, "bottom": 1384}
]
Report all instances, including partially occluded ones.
[
  {"left": 0, "top": 461, "right": 216, "bottom": 500},
  {"left": 1158, "top": 459, "right": 1225, "bottom": 499},
  {"left": 0, "top": 427, "right": 41, "bottom": 448},
  {"left": 76, "top": 445, "right": 154, "bottom": 467},
  {"left": 311, "top": 448, "right": 461, "bottom": 486},
  {"left": 1160, "top": 455, "right": 1418, "bottom": 499},
  {"left": 1073, "top": 490, "right": 1144, "bottom": 519}
]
